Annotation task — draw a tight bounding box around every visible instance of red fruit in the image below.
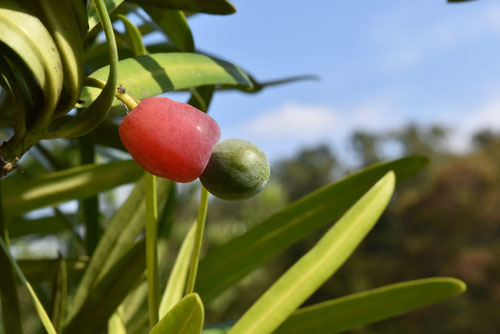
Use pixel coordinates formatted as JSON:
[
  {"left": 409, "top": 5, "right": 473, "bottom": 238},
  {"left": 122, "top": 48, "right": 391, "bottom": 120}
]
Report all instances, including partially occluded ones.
[{"left": 119, "top": 97, "right": 221, "bottom": 183}]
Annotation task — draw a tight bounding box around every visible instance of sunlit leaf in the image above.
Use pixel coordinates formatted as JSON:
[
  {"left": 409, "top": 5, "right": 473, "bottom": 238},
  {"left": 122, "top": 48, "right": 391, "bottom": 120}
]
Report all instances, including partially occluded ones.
[
  {"left": 78, "top": 53, "right": 252, "bottom": 108},
  {"left": 159, "top": 223, "right": 196, "bottom": 317},
  {"left": 0, "top": 239, "right": 57, "bottom": 334},
  {"left": 150, "top": 293, "right": 204, "bottom": 334},
  {"left": 227, "top": 172, "right": 395, "bottom": 334},
  {"left": 3, "top": 160, "right": 143, "bottom": 218},
  {"left": 273, "top": 277, "right": 466, "bottom": 334},
  {"left": 68, "top": 178, "right": 172, "bottom": 323},
  {"left": 196, "top": 156, "right": 428, "bottom": 302},
  {"left": 63, "top": 240, "right": 146, "bottom": 334}
]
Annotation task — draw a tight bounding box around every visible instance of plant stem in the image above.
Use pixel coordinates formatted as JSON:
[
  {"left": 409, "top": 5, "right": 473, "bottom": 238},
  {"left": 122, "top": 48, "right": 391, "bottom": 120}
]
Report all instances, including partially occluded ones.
[
  {"left": 0, "top": 179, "right": 23, "bottom": 334},
  {"left": 144, "top": 171, "right": 159, "bottom": 328},
  {"left": 82, "top": 77, "right": 139, "bottom": 110},
  {"left": 185, "top": 186, "right": 210, "bottom": 295}
]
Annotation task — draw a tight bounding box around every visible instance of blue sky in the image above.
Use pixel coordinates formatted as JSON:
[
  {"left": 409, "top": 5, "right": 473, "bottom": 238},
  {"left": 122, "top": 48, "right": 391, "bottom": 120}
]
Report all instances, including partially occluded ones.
[{"left": 175, "top": 0, "right": 500, "bottom": 163}]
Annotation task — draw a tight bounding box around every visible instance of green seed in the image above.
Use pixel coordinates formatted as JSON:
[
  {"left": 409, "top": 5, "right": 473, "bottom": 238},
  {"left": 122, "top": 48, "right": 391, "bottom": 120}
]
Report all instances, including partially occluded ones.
[{"left": 200, "top": 139, "right": 270, "bottom": 201}]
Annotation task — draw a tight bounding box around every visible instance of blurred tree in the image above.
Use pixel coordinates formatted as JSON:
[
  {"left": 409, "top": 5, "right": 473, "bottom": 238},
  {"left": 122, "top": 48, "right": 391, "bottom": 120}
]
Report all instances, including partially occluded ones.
[
  {"left": 350, "top": 131, "right": 381, "bottom": 167},
  {"left": 273, "top": 144, "right": 338, "bottom": 201},
  {"left": 390, "top": 123, "right": 449, "bottom": 158},
  {"left": 472, "top": 129, "right": 500, "bottom": 149}
]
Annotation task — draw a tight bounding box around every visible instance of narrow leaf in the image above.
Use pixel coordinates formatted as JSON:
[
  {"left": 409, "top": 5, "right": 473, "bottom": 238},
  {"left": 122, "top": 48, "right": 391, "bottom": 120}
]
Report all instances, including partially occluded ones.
[
  {"left": 87, "top": 0, "right": 123, "bottom": 32},
  {"left": 63, "top": 240, "right": 146, "bottom": 334},
  {"left": 202, "top": 278, "right": 466, "bottom": 334},
  {"left": 8, "top": 215, "right": 68, "bottom": 239},
  {"left": 78, "top": 53, "right": 253, "bottom": 107},
  {"left": 3, "top": 160, "right": 143, "bottom": 218},
  {"left": 108, "top": 306, "right": 128, "bottom": 334},
  {"left": 50, "top": 258, "right": 68, "bottom": 332},
  {"left": 143, "top": 7, "right": 194, "bottom": 52},
  {"left": 273, "top": 277, "right": 466, "bottom": 334},
  {"left": 223, "top": 74, "right": 319, "bottom": 94},
  {"left": 150, "top": 293, "right": 204, "bottom": 334},
  {"left": 0, "top": 238, "right": 57, "bottom": 334},
  {"left": 227, "top": 172, "right": 396, "bottom": 334},
  {"left": 159, "top": 222, "right": 196, "bottom": 317},
  {"left": 0, "top": 178, "right": 22, "bottom": 334},
  {"left": 47, "top": 0, "right": 118, "bottom": 138},
  {"left": 196, "top": 156, "right": 428, "bottom": 302},
  {"left": 118, "top": 14, "right": 148, "bottom": 56},
  {"left": 68, "top": 178, "right": 172, "bottom": 322},
  {"left": 187, "top": 86, "right": 215, "bottom": 112},
  {"left": 18, "top": 257, "right": 87, "bottom": 283}
]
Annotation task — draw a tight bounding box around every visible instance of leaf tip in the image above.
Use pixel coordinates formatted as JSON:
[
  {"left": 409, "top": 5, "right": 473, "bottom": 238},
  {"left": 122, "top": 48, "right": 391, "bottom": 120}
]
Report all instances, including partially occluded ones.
[
  {"left": 444, "top": 277, "right": 467, "bottom": 294},
  {"left": 381, "top": 170, "right": 396, "bottom": 190}
]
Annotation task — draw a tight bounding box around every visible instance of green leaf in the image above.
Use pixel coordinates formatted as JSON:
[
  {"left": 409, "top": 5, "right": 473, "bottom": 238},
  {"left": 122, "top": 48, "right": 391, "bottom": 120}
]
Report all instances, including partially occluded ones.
[
  {"left": 129, "top": 0, "right": 235, "bottom": 15},
  {"left": 8, "top": 215, "right": 69, "bottom": 239},
  {"left": 63, "top": 240, "right": 146, "bottom": 334},
  {"left": 87, "top": 0, "right": 123, "bottom": 32},
  {"left": 108, "top": 307, "right": 128, "bottom": 334},
  {"left": 150, "top": 293, "right": 204, "bottom": 334},
  {"left": 49, "top": 258, "right": 68, "bottom": 332},
  {"left": 227, "top": 172, "right": 396, "bottom": 334},
  {"left": 159, "top": 222, "right": 196, "bottom": 317},
  {"left": 202, "top": 277, "right": 466, "bottom": 334},
  {"left": 0, "top": 0, "right": 63, "bottom": 125},
  {"left": 78, "top": 53, "right": 253, "bottom": 108},
  {"left": 118, "top": 14, "right": 148, "bottom": 57},
  {"left": 0, "top": 175, "right": 22, "bottom": 334},
  {"left": 143, "top": 7, "right": 194, "bottom": 52},
  {"left": 70, "top": 0, "right": 89, "bottom": 39},
  {"left": 68, "top": 178, "right": 172, "bottom": 323},
  {"left": 187, "top": 86, "right": 215, "bottom": 112},
  {"left": 196, "top": 156, "right": 428, "bottom": 302},
  {"left": 83, "top": 41, "right": 179, "bottom": 73},
  {"left": 117, "top": 183, "right": 178, "bottom": 331},
  {"left": 202, "top": 324, "right": 232, "bottom": 334},
  {"left": 0, "top": 55, "right": 29, "bottom": 138},
  {"left": 0, "top": 238, "right": 57, "bottom": 334},
  {"left": 2, "top": 160, "right": 143, "bottom": 218},
  {"left": 18, "top": 257, "right": 87, "bottom": 283},
  {"left": 225, "top": 74, "right": 319, "bottom": 94},
  {"left": 273, "top": 277, "right": 466, "bottom": 334},
  {"left": 47, "top": 0, "right": 118, "bottom": 138}
]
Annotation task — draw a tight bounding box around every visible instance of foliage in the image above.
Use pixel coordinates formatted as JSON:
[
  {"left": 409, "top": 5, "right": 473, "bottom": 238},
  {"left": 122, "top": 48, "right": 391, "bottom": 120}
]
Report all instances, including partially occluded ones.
[
  {"left": 0, "top": 1, "right": 466, "bottom": 334},
  {"left": 232, "top": 127, "right": 495, "bottom": 333}
]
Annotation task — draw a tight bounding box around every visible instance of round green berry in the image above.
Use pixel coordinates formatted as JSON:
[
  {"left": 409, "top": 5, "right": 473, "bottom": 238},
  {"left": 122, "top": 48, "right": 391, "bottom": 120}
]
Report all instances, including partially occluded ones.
[{"left": 200, "top": 139, "right": 270, "bottom": 201}]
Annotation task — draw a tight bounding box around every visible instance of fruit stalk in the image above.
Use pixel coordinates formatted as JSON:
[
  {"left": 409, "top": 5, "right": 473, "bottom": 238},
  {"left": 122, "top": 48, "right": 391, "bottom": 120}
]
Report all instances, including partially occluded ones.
[
  {"left": 145, "top": 171, "right": 159, "bottom": 327},
  {"left": 185, "top": 186, "right": 210, "bottom": 295}
]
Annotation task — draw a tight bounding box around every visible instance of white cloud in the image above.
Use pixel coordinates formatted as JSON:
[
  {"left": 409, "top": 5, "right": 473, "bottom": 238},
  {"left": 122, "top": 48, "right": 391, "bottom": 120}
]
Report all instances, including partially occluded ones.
[
  {"left": 241, "top": 99, "right": 403, "bottom": 141},
  {"left": 447, "top": 96, "right": 500, "bottom": 151},
  {"left": 375, "top": 4, "right": 500, "bottom": 69},
  {"left": 238, "top": 95, "right": 500, "bottom": 160},
  {"left": 235, "top": 99, "right": 406, "bottom": 164},
  {"left": 243, "top": 103, "right": 339, "bottom": 138}
]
